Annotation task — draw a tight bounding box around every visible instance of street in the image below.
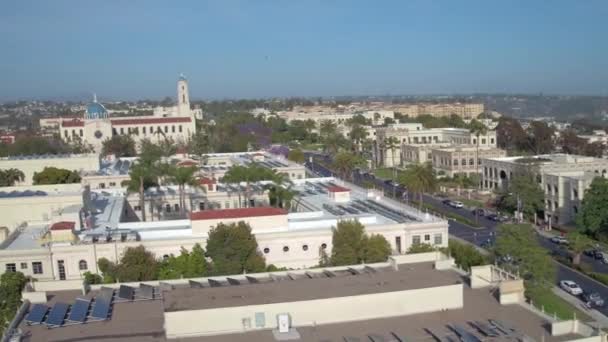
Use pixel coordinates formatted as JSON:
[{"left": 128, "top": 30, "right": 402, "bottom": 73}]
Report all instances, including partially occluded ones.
[{"left": 305, "top": 154, "right": 608, "bottom": 318}]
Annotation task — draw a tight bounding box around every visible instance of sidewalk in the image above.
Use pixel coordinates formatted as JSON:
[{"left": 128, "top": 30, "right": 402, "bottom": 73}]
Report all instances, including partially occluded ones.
[{"left": 552, "top": 287, "right": 608, "bottom": 327}]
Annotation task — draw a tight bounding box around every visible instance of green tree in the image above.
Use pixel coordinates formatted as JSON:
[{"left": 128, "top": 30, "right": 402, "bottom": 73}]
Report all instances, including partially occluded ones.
[
  {"left": 83, "top": 271, "right": 103, "bottom": 285},
  {"left": 495, "top": 168, "right": 544, "bottom": 219},
  {"left": 494, "top": 224, "right": 555, "bottom": 294},
  {"left": 101, "top": 135, "right": 136, "bottom": 157},
  {"left": 576, "top": 177, "right": 608, "bottom": 240},
  {"left": 445, "top": 239, "right": 487, "bottom": 271},
  {"left": 115, "top": 246, "right": 160, "bottom": 282},
  {"left": 287, "top": 148, "right": 305, "bottom": 164},
  {"left": 188, "top": 130, "right": 211, "bottom": 167},
  {"left": 349, "top": 124, "right": 367, "bottom": 154},
  {"left": 398, "top": 162, "right": 437, "bottom": 210},
  {"left": 206, "top": 222, "right": 266, "bottom": 275},
  {"left": 0, "top": 272, "right": 27, "bottom": 336},
  {"left": 407, "top": 243, "right": 436, "bottom": 254},
  {"left": 332, "top": 151, "right": 365, "bottom": 181},
  {"left": 567, "top": 231, "right": 593, "bottom": 266},
  {"left": 168, "top": 165, "right": 201, "bottom": 215},
  {"left": 32, "top": 167, "right": 81, "bottom": 185},
  {"left": 0, "top": 168, "right": 24, "bottom": 186},
  {"left": 330, "top": 220, "right": 391, "bottom": 266},
  {"left": 159, "top": 243, "right": 208, "bottom": 280}
]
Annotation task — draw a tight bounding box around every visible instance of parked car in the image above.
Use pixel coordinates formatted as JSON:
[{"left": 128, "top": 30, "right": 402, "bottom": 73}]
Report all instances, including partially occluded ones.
[
  {"left": 580, "top": 291, "right": 604, "bottom": 308},
  {"left": 550, "top": 236, "right": 569, "bottom": 245},
  {"left": 442, "top": 199, "right": 452, "bottom": 205},
  {"left": 471, "top": 208, "right": 485, "bottom": 216},
  {"left": 584, "top": 249, "right": 604, "bottom": 260},
  {"left": 486, "top": 213, "right": 500, "bottom": 221},
  {"left": 449, "top": 201, "right": 464, "bottom": 209},
  {"left": 560, "top": 280, "right": 583, "bottom": 295}
]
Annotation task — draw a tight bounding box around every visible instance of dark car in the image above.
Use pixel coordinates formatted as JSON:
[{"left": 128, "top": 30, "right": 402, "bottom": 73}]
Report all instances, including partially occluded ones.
[
  {"left": 442, "top": 199, "right": 452, "bottom": 205},
  {"left": 584, "top": 249, "right": 604, "bottom": 260},
  {"left": 471, "top": 208, "right": 485, "bottom": 216},
  {"left": 580, "top": 291, "right": 604, "bottom": 308},
  {"left": 486, "top": 213, "right": 500, "bottom": 221}
]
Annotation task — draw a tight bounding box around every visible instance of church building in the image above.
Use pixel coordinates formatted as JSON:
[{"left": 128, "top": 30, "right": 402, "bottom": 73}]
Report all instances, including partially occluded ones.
[{"left": 52, "top": 75, "right": 199, "bottom": 153}]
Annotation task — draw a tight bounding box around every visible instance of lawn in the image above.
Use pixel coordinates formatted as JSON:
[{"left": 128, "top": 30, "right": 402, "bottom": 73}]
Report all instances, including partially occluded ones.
[
  {"left": 374, "top": 167, "right": 406, "bottom": 180},
  {"left": 301, "top": 143, "right": 324, "bottom": 151},
  {"left": 528, "top": 290, "right": 590, "bottom": 321}
]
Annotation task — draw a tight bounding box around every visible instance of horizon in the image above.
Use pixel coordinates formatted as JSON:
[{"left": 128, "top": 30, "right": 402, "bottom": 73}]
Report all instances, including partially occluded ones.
[{"left": 2, "top": 1, "right": 608, "bottom": 101}]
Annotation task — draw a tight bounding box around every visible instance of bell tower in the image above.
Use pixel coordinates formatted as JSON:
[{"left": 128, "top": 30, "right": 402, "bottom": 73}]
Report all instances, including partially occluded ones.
[{"left": 177, "top": 73, "right": 191, "bottom": 117}]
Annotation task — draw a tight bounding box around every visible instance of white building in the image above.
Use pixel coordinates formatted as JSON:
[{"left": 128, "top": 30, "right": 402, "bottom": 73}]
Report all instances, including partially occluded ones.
[{"left": 41, "top": 75, "right": 199, "bottom": 153}]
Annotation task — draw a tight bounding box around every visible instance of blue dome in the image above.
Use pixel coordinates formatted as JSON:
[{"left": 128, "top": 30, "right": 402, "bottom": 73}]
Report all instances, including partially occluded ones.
[{"left": 86, "top": 102, "right": 108, "bottom": 119}]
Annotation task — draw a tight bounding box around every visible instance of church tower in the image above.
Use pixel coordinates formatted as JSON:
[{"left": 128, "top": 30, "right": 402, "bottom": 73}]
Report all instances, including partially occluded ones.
[{"left": 177, "top": 73, "right": 191, "bottom": 117}]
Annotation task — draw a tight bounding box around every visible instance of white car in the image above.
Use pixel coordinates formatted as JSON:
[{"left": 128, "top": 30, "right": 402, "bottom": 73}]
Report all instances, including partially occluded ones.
[
  {"left": 449, "top": 201, "right": 464, "bottom": 209},
  {"left": 560, "top": 280, "right": 583, "bottom": 295},
  {"left": 550, "top": 236, "right": 569, "bottom": 245}
]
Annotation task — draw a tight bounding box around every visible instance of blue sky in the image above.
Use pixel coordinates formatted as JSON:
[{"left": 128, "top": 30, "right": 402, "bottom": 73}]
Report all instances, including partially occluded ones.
[{"left": 1, "top": 0, "right": 607, "bottom": 101}]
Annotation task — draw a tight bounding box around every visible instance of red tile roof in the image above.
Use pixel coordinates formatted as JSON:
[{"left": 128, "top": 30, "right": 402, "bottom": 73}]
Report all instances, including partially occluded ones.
[
  {"left": 328, "top": 185, "right": 350, "bottom": 193},
  {"left": 177, "top": 160, "right": 198, "bottom": 167},
  {"left": 199, "top": 177, "right": 216, "bottom": 185},
  {"left": 190, "top": 207, "right": 287, "bottom": 221},
  {"left": 61, "top": 119, "right": 85, "bottom": 127},
  {"left": 110, "top": 117, "right": 191, "bottom": 126},
  {"left": 50, "top": 221, "right": 75, "bottom": 231}
]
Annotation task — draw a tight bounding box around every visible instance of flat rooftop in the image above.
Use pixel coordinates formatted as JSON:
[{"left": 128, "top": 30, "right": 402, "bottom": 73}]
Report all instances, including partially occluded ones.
[
  {"left": 486, "top": 153, "right": 605, "bottom": 165},
  {"left": 17, "top": 262, "right": 577, "bottom": 342},
  {"left": 163, "top": 262, "right": 456, "bottom": 311}
]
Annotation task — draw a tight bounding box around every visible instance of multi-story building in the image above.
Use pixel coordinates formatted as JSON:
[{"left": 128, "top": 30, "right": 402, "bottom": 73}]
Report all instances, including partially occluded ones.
[
  {"left": 480, "top": 154, "right": 608, "bottom": 225},
  {"left": 0, "top": 178, "right": 448, "bottom": 280},
  {"left": 390, "top": 103, "right": 485, "bottom": 119},
  {"left": 431, "top": 146, "right": 506, "bottom": 178},
  {"left": 201, "top": 152, "right": 306, "bottom": 181},
  {"left": 40, "top": 75, "right": 199, "bottom": 153},
  {"left": 277, "top": 110, "right": 395, "bottom": 126}
]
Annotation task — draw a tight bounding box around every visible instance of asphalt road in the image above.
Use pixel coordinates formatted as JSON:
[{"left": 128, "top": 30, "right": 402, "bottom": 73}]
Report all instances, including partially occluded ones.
[{"left": 305, "top": 154, "right": 608, "bottom": 317}]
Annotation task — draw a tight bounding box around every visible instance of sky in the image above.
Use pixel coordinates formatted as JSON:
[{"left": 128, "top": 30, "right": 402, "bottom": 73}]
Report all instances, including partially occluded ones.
[{"left": 1, "top": 0, "right": 608, "bottom": 101}]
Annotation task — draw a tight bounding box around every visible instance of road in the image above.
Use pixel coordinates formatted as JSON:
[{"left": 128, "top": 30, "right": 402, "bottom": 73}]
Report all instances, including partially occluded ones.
[{"left": 305, "top": 153, "right": 608, "bottom": 317}]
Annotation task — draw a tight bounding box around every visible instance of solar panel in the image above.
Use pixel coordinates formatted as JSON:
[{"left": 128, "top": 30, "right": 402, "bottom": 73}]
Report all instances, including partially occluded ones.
[
  {"left": 67, "top": 298, "right": 90, "bottom": 323},
  {"left": 99, "top": 287, "right": 114, "bottom": 301},
  {"left": 139, "top": 284, "right": 155, "bottom": 299},
  {"left": 90, "top": 297, "right": 111, "bottom": 320},
  {"left": 245, "top": 276, "right": 259, "bottom": 284},
  {"left": 118, "top": 285, "right": 135, "bottom": 300},
  {"left": 45, "top": 302, "right": 70, "bottom": 327},
  {"left": 25, "top": 304, "right": 48, "bottom": 325},
  {"left": 226, "top": 278, "right": 240, "bottom": 286},
  {"left": 208, "top": 279, "right": 223, "bottom": 287},
  {"left": 189, "top": 280, "right": 204, "bottom": 288}
]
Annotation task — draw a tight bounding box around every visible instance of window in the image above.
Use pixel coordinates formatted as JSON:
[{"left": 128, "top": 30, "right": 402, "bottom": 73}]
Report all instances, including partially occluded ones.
[
  {"left": 32, "top": 262, "right": 43, "bottom": 274},
  {"left": 120, "top": 127, "right": 124, "bottom": 134},
  {"left": 302, "top": 244, "right": 309, "bottom": 251},
  {"left": 434, "top": 234, "right": 442, "bottom": 245},
  {"left": 64, "top": 130, "right": 69, "bottom": 138},
  {"left": 99, "top": 183, "right": 106, "bottom": 189},
  {"left": 143, "top": 126, "right": 146, "bottom": 134},
  {"left": 6, "top": 263, "right": 16, "bottom": 273},
  {"left": 263, "top": 248, "right": 270, "bottom": 254},
  {"left": 79, "top": 260, "right": 88, "bottom": 271},
  {"left": 134, "top": 205, "right": 141, "bottom": 211},
  {"left": 172, "top": 125, "right": 175, "bottom": 133},
  {"left": 412, "top": 235, "right": 421, "bottom": 245},
  {"left": 424, "top": 234, "right": 430, "bottom": 241},
  {"left": 481, "top": 138, "right": 486, "bottom": 144},
  {"left": 321, "top": 243, "right": 327, "bottom": 249},
  {"left": 179, "top": 125, "right": 183, "bottom": 133},
  {"left": 453, "top": 159, "right": 458, "bottom": 166},
  {"left": 283, "top": 246, "right": 289, "bottom": 252},
  {"left": 164, "top": 126, "right": 168, "bottom": 133},
  {"left": 157, "top": 126, "right": 161, "bottom": 133},
  {"left": 165, "top": 204, "right": 171, "bottom": 212},
  {"left": 461, "top": 159, "right": 467, "bottom": 166},
  {"left": 573, "top": 189, "right": 578, "bottom": 199},
  {"left": 20, "top": 262, "right": 27, "bottom": 269},
  {"left": 469, "top": 158, "right": 475, "bottom": 166},
  {"left": 174, "top": 204, "right": 180, "bottom": 212},
  {"left": 109, "top": 182, "right": 116, "bottom": 187},
  {"left": 163, "top": 255, "right": 170, "bottom": 261},
  {"left": 225, "top": 201, "right": 230, "bottom": 209},
  {"left": 554, "top": 185, "right": 558, "bottom": 195},
  {"left": 491, "top": 138, "right": 495, "bottom": 144},
  {"left": 79, "top": 129, "right": 83, "bottom": 137},
  {"left": 72, "top": 129, "right": 75, "bottom": 136}
]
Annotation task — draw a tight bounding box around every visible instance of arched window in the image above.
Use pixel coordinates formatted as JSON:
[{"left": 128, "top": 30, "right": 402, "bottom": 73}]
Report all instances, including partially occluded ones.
[
  {"left": 283, "top": 246, "right": 289, "bottom": 252},
  {"left": 78, "top": 260, "right": 88, "bottom": 271},
  {"left": 263, "top": 248, "right": 270, "bottom": 254},
  {"left": 321, "top": 243, "right": 327, "bottom": 250},
  {"left": 302, "top": 244, "right": 309, "bottom": 251}
]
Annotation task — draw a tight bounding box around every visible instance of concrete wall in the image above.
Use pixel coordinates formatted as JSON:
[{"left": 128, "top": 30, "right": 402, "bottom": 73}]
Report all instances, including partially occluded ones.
[
  {"left": 470, "top": 265, "right": 493, "bottom": 289},
  {"left": 0, "top": 154, "right": 99, "bottom": 186},
  {"left": 164, "top": 283, "right": 463, "bottom": 338},
  {"left": 499, "top": 279, "right": 525, "bottom": 304}
]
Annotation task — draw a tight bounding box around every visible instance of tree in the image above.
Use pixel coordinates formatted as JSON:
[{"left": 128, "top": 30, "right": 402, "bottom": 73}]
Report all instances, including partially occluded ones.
[
  {"left": 0, "top": 272, "right": 27, "bottom": 336},
  {"left": 206, "top": 222, "right": 266, "bottom": 275},
  {"left": 83, "top": 271, "right": 103, "bottom": 285},
  {"left": 330, "top": 220, "right": 391, "bottom": 266},
  {"left": 494, "top": 224, "right": 555, "bottom": 294},
  {"left": 495, "top": 116, "right": 527, "bottom": 152},
  {"left": 567, "top": 231, "right": 593, "bottom": 266},
  {"left": 383, "top": 136, "right": 400, "bottom": 197},
  {"left": 101, "top": 135, "right": 136, "bottom": 157},
  {"left": 495, "top": 167, "right": 544, "bottom": 219},
  {"left": 576, "top": 177, "right": 608, "bottom": 240},
  {"left": 287, "top": 148, "right": 305, "bottom": 164},
  {"left": 0, "top": 168, "right": 24, "bottom": 186},
  {"left": 527, "top": 121, "right": 555, "bottom": 155},
  {"left": 445, "top": 239, "right": 487, "bottom": 271},
  {"left": 332, "top": 151, "right": 365, "bottom": 181},
  {"left": 319, "top": 120, "right": 338, "bottom": 138},
  {"left": 188, "top": 130, "right": 211, "bottom": 167},
  {"left": 349, "top": 124, "right": 367, "bottom": 154},
  {"left": 407, "top": 243, "right": 436, "bottom": 254},
  {"left": 158, "top": 243, "right": 208, "bottom": 280},
  {"left": 114, "top": 246, "right": 159, "bottom": 282},
  {"left": 32, "top": 167, "right": 81, "bottom": 185},
  {"left": 168, "top": 165, "right": 201, "bottom": 215},
  {"left": 398, "top": 162, "right": 437, "bottom": 210},
  {"left": 469, "top": 119, "right": 487, "bottom": 187}
]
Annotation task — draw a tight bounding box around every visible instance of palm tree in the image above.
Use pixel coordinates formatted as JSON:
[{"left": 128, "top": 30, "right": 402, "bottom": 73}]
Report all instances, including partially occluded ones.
[
  {"left": 469, "top": 120, "right": 488, "bottom": 188},
  {"left": 349, "top": 124, "right": 367, "bottom": 154},
  {"left": 384, "top": 136, "right": 400, "bottom": 198},
  {"left": 333, "top": 151, "right": 364, "bottom": 181},
  {"left": 1, "top": 168, "right": 25, "bottom": 186},
  {"left": 168, "top": 165, "right": 202, "bottom": 215},
  {"left": 125, "top": 163, "right": 157, "bottom": 222},
  {"left": 398, "top": 162, "right": 437, "bottom": 210},
  {"left": 568, "top": 231, "right": 593, "bottom": 266}
]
